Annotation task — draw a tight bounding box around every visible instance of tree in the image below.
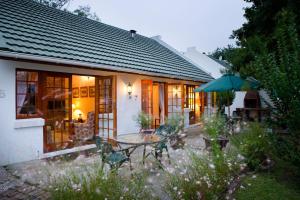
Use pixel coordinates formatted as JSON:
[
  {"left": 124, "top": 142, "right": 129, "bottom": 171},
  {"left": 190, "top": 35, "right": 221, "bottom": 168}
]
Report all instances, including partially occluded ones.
[
  {"left": 33, "top": 0, "right": 71, "bottom": 9},
  {"left": 73, "top": 5, "right": 100, "bottom": 21},
  {"left": 249, "top": 10, "right": 300, "bottom": 132},
  {"left": 33, "top": 0, "right": 100, "bottom": 21}
]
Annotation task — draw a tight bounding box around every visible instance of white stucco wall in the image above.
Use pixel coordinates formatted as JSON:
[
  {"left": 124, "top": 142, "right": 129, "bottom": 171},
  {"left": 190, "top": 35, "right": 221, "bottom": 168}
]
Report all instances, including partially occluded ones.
[
  {"left": 0, "top": 60, "right": 44, "bottom": 166},
  {"left": 0, "top": 59, "right": 197, "bottom": 165}
]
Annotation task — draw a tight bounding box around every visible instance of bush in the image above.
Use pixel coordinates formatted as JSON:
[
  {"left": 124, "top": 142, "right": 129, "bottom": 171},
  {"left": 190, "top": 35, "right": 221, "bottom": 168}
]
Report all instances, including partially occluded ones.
[
  {"left": 164, "top": 114, "right": 184, "bottom": 135},
  {"left": 134, "top": 111, "right": 152, "bottom": 130},
  {"left": 49, "top": 164, "right": 154, "bottom": 200},
  {"left": 202, "top": 114, "right": 227, "bottom": 138},
  {"left": 165, "top": 146, "right": 244, "bottom": 200},
  {"left": 230, "top": 122, "right": 274, "bottom": 170}
]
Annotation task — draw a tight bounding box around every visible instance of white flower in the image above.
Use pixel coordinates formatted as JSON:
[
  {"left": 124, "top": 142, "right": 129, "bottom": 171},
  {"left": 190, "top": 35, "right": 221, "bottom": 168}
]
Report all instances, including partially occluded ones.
[
  {"left": 252, "top": 175, "right": 257, "bottom": 179},
  {"left": 173, "top": 186, "right": 178, "bottom": 191},
  {"left": 196, "top": 191, "right": 202, "bottom": 199},
  {"left": 209, "top": 163, "right": 215, "bottom": 169},
  {"left": 95, "top": 188, "right": 100, "bottom": 194},
  {"left": 196, "top": 181, "right": 201, "bottom": 185}
]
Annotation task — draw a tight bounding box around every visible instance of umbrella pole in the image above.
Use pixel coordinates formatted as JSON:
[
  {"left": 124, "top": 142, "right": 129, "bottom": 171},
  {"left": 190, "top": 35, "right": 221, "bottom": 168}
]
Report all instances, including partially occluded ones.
[{"left": 227, "top": 96, "right": 230, "bottom": 118}]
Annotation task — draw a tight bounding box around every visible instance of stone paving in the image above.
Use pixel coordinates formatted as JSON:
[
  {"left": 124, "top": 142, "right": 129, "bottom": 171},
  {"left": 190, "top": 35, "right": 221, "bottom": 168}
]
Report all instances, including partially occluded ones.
[
  {"left": 0, "top": 125, "right": 206, "bottom": 200},
  {"left": 0, "top": 166, "right": 49, "bottom": 200}
]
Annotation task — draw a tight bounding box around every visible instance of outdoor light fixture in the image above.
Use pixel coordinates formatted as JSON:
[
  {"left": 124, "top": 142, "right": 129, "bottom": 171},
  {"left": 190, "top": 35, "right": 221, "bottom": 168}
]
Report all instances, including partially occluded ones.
[{"left": 127, "top": 82, "right": 133, "bottom": 99}]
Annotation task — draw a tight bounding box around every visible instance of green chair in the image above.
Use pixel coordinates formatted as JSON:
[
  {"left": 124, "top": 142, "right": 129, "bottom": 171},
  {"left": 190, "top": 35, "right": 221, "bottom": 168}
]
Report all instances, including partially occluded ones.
[
  {"left": 153, "top": 125, "right": 171, "bottom": 164},
  {"left": 95, "top": 136, "right": 131, "bottom": 170}
]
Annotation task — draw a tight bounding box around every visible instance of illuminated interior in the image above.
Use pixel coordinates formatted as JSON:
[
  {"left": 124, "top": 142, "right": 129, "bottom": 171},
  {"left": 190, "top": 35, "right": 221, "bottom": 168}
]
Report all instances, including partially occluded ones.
[{"left": 72, "top": 75, "right": 95, "bottom": 121}]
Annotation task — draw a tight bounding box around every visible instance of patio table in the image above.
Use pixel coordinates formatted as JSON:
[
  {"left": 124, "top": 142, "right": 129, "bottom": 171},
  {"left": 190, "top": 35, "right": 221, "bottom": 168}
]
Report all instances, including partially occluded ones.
[{"left": 112, "top": 133, "right": 165, "bottom": 166}]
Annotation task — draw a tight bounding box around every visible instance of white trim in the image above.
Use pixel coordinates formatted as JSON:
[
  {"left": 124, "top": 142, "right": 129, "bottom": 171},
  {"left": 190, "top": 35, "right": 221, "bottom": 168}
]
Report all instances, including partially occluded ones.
[
  {"left": 14, "top": 118, "right": 45, "bottom": 129},
  {"left": 41, "top": 144, "right": 96, "bottom": 159}
]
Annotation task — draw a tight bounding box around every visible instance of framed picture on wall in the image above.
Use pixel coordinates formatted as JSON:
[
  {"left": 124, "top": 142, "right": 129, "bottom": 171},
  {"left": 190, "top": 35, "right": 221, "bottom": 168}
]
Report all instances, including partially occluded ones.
[
  {"left": 89, "top": 86, "right": 95, "bottom": 97},
  {"left": 72, "top": 87, "right": 79, "bottom": 98},
  {"left": 80, "top": 87, "right": 88, "bottom": 98}
]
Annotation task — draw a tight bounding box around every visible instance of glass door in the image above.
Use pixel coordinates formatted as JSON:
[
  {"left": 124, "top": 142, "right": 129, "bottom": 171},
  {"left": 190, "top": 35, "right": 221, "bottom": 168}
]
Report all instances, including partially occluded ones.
[
  {"left": 96, "top": 76, "right": 116, "bottom": 139},
  {"left": 42, "top": 73, "right": 72, "bottom": 153},
  {"left": 167, "top": 84, "right": 183, "bottom": 117},
  {"left": 184, "top": 85, "right": 196, "bottom": 124}
]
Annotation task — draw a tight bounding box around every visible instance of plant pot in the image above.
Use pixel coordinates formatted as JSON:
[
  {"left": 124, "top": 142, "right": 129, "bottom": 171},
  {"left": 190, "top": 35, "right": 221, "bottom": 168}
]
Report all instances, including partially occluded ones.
[{"left": 140, "top": 129, "right": 155, "bottom": 134}]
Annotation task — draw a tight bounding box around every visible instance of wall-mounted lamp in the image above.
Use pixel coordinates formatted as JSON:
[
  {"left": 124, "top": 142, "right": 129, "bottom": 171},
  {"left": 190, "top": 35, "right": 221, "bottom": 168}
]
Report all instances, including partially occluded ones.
[{"left": 127, "top": 82, "right": 133, "bottom": 99}]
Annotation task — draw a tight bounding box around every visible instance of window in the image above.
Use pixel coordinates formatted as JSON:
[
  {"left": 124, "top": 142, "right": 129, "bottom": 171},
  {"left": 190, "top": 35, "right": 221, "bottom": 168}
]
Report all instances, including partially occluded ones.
[
  {"left": 167, "top": 84, "right": 182, "bottom": 117},
  {"left": 141, "top": 80, "right": 153, "bottom": 115},
  {"left": 16, "top": 70, "right": 39, "bottom": 118}
]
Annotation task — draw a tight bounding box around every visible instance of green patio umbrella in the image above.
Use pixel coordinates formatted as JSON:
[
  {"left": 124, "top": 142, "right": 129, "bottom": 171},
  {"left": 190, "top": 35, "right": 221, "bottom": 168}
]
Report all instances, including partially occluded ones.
[
  {"left": 194, "top": 74, "right": 258, "bottom": 92},
  {"left": 194, "top": 74, "right": 259, "bottom": 116}
]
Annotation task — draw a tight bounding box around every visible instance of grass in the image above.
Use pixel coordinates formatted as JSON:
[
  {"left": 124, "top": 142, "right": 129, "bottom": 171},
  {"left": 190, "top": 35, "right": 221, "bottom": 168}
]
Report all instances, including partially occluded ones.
[{"left": 235, "top": 173, "right": 300, "bottom": 200}]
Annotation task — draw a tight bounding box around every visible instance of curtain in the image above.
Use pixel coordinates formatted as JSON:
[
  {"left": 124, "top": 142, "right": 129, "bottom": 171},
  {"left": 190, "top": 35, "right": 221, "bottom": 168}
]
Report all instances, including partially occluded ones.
[
  {"left": 17, "top": 71, "right": 38, "bottom": 114},
  {"left": 159, "top": 84, "right": 164, "bottom": 124}
]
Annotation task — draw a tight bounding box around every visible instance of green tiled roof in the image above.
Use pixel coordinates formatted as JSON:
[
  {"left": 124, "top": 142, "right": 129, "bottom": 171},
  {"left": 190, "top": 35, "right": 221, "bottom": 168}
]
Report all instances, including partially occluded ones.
[{"left": 0, "top": 0, "right": 213, "bottom": 82}]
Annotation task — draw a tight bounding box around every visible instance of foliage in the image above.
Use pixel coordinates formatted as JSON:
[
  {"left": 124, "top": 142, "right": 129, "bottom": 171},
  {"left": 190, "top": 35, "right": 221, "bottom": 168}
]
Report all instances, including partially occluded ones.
[
  {"left": 216, "top": 91, "right": 235, "bottom": 114},
  {"left": 34, "top": 0, "right": 100, "bottom": 21},
  {"left": 248, "top": 10, "right": 300, "bottom": 132},
  {"left": 232, "top": 0, "right": 300, "bottom": 45},
  {"left": 202, "top": 114, "right": 227, "bottom": 138},
  {"left": 73, "top": 5, "right": 100, "bottom": 21},
  {"left": 165, "top": 144, "right": 244, "bottom": 199},
  {"left": 33, "top": 0, "right": 71, "bottom": 9},
  {"left": 230, "top": 122, "right": 274, "bottom": 170},
  {"left": 234, "top": 174, "right": 300, "bottom": 200},
  {"left": 272, "top": 134, "right": 300, "bottom": 168},
  {"left": 164, "top": 114, "right": 184, "bottom": 135},
  {"left": 134, "top": 111, "right": 152, "bottom": 130},
  {"left": 49, "top": 164, "right": 154, "bottom": 200}
]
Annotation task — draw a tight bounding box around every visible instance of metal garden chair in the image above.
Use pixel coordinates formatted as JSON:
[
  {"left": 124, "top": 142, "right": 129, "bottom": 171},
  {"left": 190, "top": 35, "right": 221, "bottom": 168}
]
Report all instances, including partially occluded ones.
[
  {"left": 95, "top": 136, "right": 131, "bottom": 170},
  {"left": 153, "top": 125, "right": 171, "bottom": 164}
]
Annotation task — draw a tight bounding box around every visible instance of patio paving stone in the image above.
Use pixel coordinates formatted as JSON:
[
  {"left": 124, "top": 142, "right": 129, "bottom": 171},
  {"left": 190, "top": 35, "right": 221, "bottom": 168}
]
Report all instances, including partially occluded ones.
[{"left": 1, "top": 125, "right": 206, "bottom": 199}]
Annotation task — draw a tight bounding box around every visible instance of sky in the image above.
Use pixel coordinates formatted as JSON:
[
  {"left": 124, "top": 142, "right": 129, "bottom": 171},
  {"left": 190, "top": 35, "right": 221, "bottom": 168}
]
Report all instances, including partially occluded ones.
[{"left": 66, "top": 0, "right": 250, "bottom": 53}]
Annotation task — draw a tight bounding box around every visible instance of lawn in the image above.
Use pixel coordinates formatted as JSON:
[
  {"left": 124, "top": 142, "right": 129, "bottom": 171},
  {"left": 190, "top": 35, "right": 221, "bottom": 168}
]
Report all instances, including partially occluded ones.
[{"left": 235, "top": 173, "right": 300, "bottom": 200}]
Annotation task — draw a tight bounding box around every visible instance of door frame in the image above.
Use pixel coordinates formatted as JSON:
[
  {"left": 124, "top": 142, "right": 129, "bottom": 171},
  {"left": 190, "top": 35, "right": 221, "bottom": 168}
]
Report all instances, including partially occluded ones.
[
  {"left": 41, "top": 71, "right": 72, "bottom": 153},
  {"left": 95, "top": 75, "right": 117, "bottom": 138}
]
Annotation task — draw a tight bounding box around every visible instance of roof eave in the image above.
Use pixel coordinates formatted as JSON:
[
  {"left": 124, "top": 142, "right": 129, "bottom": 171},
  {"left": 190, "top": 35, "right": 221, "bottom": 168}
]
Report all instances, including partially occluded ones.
[{"left": 0, "top": 51, "right": 212, "bottom": 82}]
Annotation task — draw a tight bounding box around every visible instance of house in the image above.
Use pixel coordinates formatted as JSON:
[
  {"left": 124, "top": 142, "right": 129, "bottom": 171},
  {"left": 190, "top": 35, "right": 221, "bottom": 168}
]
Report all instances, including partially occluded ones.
[
  {"left": 0, "top": 0, "right": 213, "bottom": 165},
  {"left": 183, "top": 47, "right": 246, "bottom": 116},
  {"left": 183, "top": 47, "right": 273, "bottom": 120}
]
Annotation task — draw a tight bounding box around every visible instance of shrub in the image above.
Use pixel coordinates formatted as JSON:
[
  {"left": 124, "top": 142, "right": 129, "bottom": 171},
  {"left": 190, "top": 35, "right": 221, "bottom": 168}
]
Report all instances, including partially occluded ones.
[
  {"left": 230, "top": 122, "right": 274, "bottom": 170},
  {"left": 202, "top": 114, "right": 227, "bottom": 138},
  {"left": 164, "top": 146, "right": 244, "bottom": 200},
  {"left": 134, "top": 111, "right": 152, "bottom": 130},
  {"left": 164, "top": 114, "right": 184, "bottom": 135},
  {"left": 49, "top": 164, "right": 154, "bottom": 200}
]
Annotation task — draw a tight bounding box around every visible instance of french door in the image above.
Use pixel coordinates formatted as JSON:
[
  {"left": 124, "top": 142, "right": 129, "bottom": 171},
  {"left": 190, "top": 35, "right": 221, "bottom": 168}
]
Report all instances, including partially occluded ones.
[
  {"left": 141, "top": 80, "right": 167, "bottom": 128},
  {"left": 95, "top": 76, "right": 116, "bottom": 139},
  {"left": 42, "top": 73, "right": 72, "bottom": 153},
  {"left": 184, "top": 85, "right": 196, "bottom": 124},
  {"left": 167, "top": 84, "right": 183, "bottom": 117}
]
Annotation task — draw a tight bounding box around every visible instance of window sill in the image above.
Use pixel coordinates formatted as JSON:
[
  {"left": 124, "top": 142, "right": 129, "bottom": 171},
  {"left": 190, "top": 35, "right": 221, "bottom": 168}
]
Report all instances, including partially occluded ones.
[{"left": 14, "top": 118, "right": 45, "bottom": 129}]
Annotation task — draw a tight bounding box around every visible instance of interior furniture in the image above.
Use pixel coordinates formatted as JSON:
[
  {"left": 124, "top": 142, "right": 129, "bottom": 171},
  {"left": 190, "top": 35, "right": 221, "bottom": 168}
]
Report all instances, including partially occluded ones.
[{"left": 74, "top": 111, "right": 95, "bottom": 141}]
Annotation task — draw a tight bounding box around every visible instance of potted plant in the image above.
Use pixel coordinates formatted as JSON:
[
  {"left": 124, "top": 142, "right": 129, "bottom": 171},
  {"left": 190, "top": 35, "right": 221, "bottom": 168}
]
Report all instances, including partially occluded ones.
[{"left": 134, "top": 111, "right": 154, "bottom": 134}]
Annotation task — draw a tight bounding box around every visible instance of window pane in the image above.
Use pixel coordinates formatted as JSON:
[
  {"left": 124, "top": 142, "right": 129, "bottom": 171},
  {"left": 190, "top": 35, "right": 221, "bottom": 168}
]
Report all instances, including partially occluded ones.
[
  {"left": 16, "top": 70, "right": 38, "bottom": 118},
  {"left": 17, "top": 71, "right": 27, "bottom": 81}
]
